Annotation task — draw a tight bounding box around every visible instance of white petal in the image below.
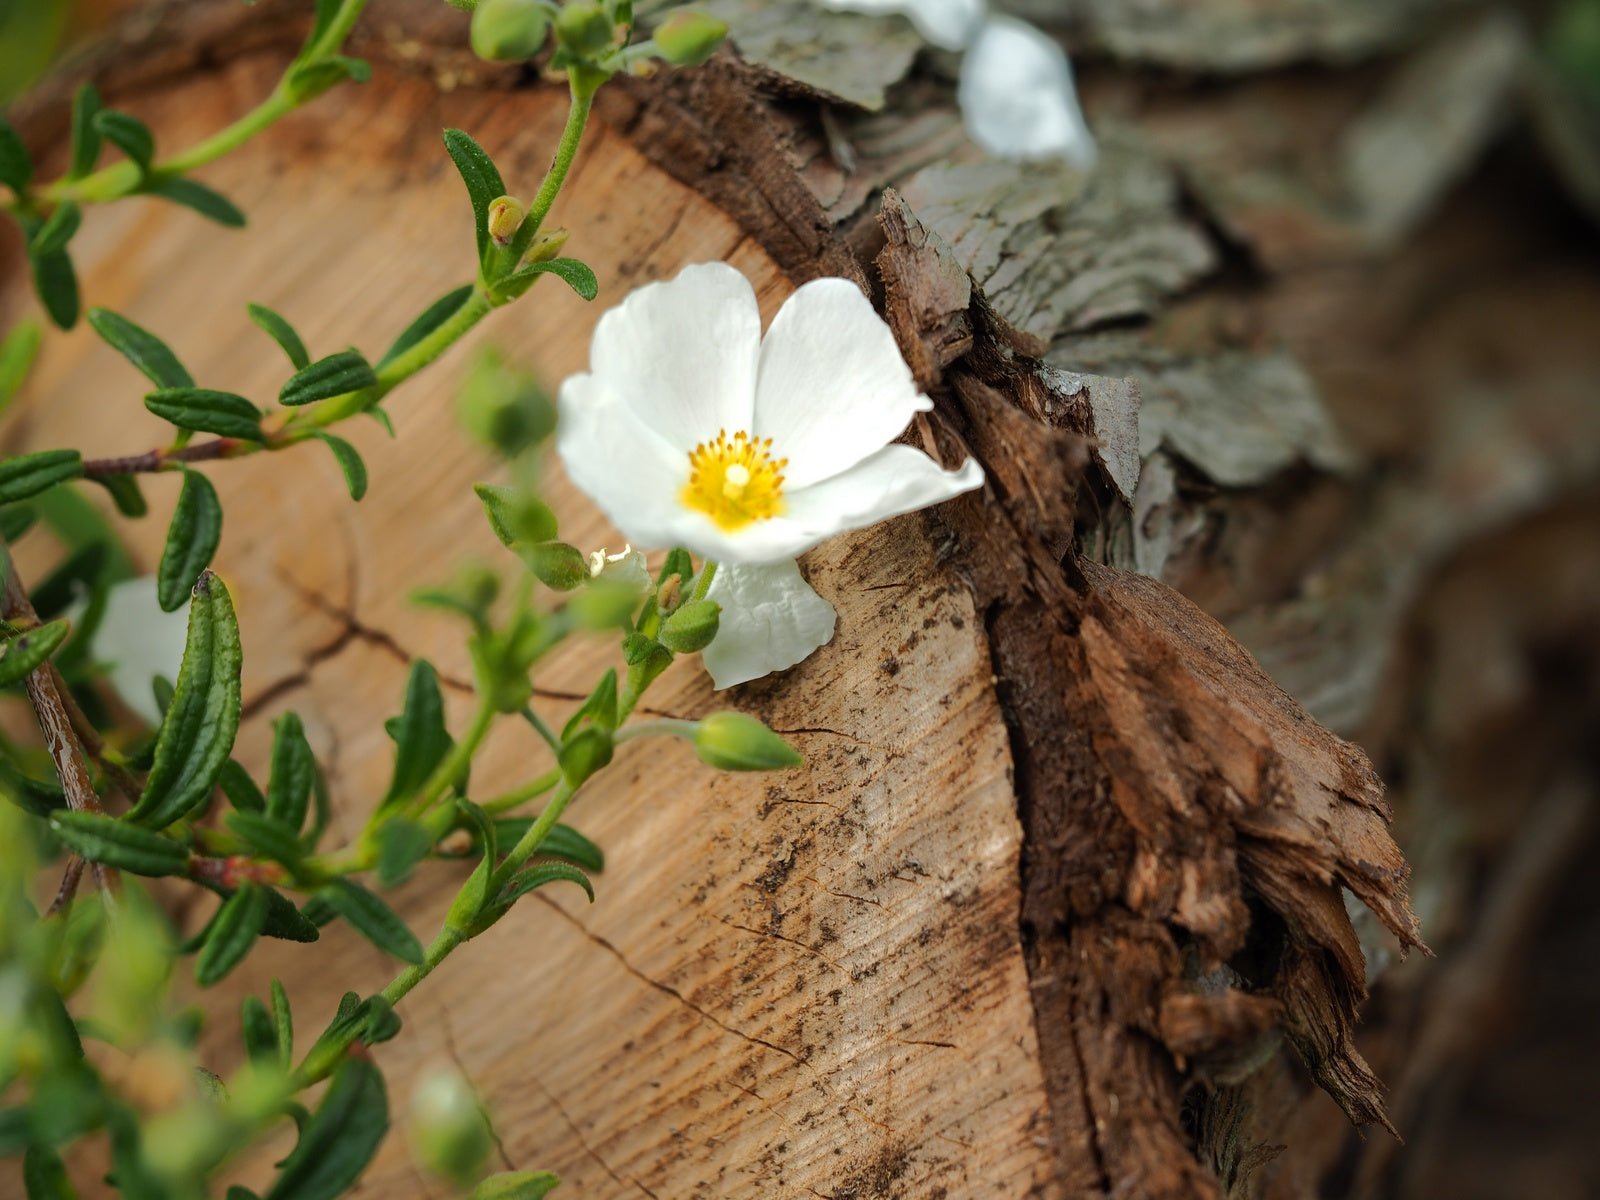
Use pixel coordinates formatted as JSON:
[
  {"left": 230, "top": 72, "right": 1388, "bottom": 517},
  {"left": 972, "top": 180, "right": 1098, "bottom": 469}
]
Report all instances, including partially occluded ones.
[
  {"left": 557, "top": 372, "right": 694, "bottom": 550},
  {"left": 958, "top": 17, "right": 1097, "bottom": 167},
  {"left": 816, "top": 0, "right": 986, "bottom": 50},
  {"left": 784, "top": 443, "right": 985, "bottom": 534},
  {"left": 752, "top": 278, "right": 931, "bottom": 489},
  {"left": 702, "top": 560, "right": 837, "bottom": 689},
  {"left": 588, "top": 262, "right": 761, "bottom": 452},
  {"left": 89, "top": 577, "right": 188, "bottom": 726}
]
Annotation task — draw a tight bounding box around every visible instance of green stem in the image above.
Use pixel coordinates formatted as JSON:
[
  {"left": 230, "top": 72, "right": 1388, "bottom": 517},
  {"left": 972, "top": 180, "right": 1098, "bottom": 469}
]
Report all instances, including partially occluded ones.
[
  {"left": 520, "top": 706, "right": 562, "bottom": 755},
  {"left": 493, "top": 780, "right": 577, "bottom": 888},
  {"left": 613, "top": 718, "right": 696, "bottom": 745},
  {"left": 510, "top": 71, "right": 600, "bottom": 261},
  {"left": 406, "top": 698, "right": 497, "bottom": 818},
  {"left": 481, "top": 767, "right": 561, "bottom": 815},
  {"left": 689, "top": 559, "right": 718, "bottom": 603}
]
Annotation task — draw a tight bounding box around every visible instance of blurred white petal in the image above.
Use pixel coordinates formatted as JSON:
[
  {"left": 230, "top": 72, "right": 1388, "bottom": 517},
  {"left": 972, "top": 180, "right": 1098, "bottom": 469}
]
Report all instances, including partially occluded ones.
[
  {"left": 959, "top": 16, "right": 1097, "bottom": 167},
  {"left": 817, "top": 0, "right": 986, "bottom": 50},
  {"left": 89, "top": 577, "right": 187, "bottom": 726}
]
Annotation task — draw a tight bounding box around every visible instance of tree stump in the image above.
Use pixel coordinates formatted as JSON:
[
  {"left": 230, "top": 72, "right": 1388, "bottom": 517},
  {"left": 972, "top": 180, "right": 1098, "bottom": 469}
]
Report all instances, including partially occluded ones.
[{"left": 7, "top": 1, "right": 1597, "bottom": 1197}]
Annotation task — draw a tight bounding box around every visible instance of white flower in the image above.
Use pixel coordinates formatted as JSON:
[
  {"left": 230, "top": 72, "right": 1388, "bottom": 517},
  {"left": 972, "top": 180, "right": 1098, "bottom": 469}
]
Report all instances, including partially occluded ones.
[
  {"left": 816, "top": 0, "right": 985, "bottom": 51},
  {"left": 557, "top": 263, "right": 982, "bottom": 568},
  {"left": 87, "top": 577, "right": 187, "bottom": 726},
  {"left": 959, "top": 17, "right": 1096, "bottom": 167},
  {"left": 701, "top": 560, "right": 838, "bottom": 689}
]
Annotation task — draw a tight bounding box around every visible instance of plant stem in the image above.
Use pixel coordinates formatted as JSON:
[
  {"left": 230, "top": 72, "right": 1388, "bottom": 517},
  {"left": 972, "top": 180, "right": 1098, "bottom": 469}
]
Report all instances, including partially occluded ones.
[
  {"left": 405, "top": 698, "right": 497, "bottom": 819},
  {"left": 493, "top": 780, "right": 577, "bottom": 887},
  {"left": 613, "top": 718, "right": 696, "bottom": 745},
  {"left": 481, "top": 767, "right": 561, "bottom": 815},
  {"left": 512, "top": 72, "right": 600, "bottom": 260},
  {"left": 520, "top": 706, "right": 562, "bottom": 755}
]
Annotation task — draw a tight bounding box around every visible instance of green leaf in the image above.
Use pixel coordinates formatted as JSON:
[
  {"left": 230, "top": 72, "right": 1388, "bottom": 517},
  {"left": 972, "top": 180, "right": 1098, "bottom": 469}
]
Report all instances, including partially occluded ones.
[
  {"left": 145, "top": 387, "right": 263, "bottom": 441},
  {"left": 247, "top": 303, "right": 310, "bottom": 370},
  {"left": 383, "top": 660, "right": 450, "bottom": 805},
  {"left": 0, "top": 757, "right": 65, "bottom": 817},
  {"left": 498, "top": 256, "right": 599, "bottom": 303},
  {"left": 307, "top": 0, "right": 342, "bottom": 47},
  {"left": 492, "top": 820, "right": 604, "bottom": 873},
  {"left": 375, "top": 818, "right": 433, "bottom": 888},
  {"left": 314, "top": 878, "right": 424, "bottom": 964},
  {"left": 271, "top": 979, "right": 294, "bottom": 1066},
  {"left": 218, "top": 759, "right": 266, "bottom": 813},
  {"left": 315, "top": 433, "right": 367, "bottom": 501},
  {"left": 241, "top": 994, "right": 279, "bottom": 1065},
  {"left": 0, "top": 321, "right": 42, "bottom": 419},
  {"left": 562, "top": 669, "right": 618, "bottom": 738},
  {"left": 495, "top": 861, "right": 594, "bottom": 908},
  {"left": 442, "top": 129, "right": 505, "bottom": 264},
  {"left": 156, "top": 470, "right": 223, "bottom": 612},
  {"left": 0, "top": 506, "right": 36, "bottom": 543},
  {"left": 92, "top": 110, "right": 154, "bottom": 173},
  {"left": 378, "top": 284, "right": 474, "bottom": 370},
  {"left": 91, "top": 472, "right": 148, "bottom": 518},
  {"left": 29, "top": 246, "right": 79, "bottom": 329},
  {"left": 29, "top": 202, "right": 81, "bottom": 258},
  {"left": 474, "top": 483, "right": 556, "bottom": 547},
  {"left": 23, "top": 1143, "right": 75, "bottom": 1199},
  {"left": 0, "top": 450, "right": 83, "bottom": 504},
  {"left": 129, "top": 570, "right": 242, "bottom": 828},
  {"left": 261, "top": 887, "right": 320, "bottom": 943},
  {"left": 279, "top": 349, "right": 376, "bottom": 407},
  {"left": 196, "top": 883, "right": 267, "bottom": 986},
  {"left": 49, "top": 811, "right": 190, "bottom": 876},
  {"left": 264, "top": 1057, "right": 388, "bottom": 1200},
  {"left": 224, "top": 811, "right": 306, "bottom": 870},
  {"left": 358, "top": 994, "right": 401, "bottom": 1046},
  {"left": 470, "top": 1171, "right": 561, "bottom": 1200},
  {"left": 266, "top": 712, "right": 315, "bottom": 833},
  {"left": 284, "top": 55, "right": 370, "bottom": 105},
  {"left": 147, "top": 176, "right": 246, "bottom": 227},
  {"left": 68, "top": 83, "right": 104, "bottom": 180},
  {"left": 87, "top": 308, "right": 194, "bottom": 389},
  {"left": 0, "top": 618, "right": 70, "bottom": 687},
  {"left": 0, "top": 117, "right": 32, "bottom": 191}
]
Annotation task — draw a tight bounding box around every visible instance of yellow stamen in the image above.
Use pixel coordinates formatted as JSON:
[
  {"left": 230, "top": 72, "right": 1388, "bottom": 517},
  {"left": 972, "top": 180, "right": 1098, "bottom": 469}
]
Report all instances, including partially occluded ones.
[{"left": 682, "top": 430, "right": 787, "bottom": 532}]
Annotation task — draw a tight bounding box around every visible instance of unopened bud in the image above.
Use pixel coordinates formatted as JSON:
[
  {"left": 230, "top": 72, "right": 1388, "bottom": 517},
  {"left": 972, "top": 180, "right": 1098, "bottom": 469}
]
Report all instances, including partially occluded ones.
[
  {"left": 523, "top": 227, "right": 570, "bottom": 264},
  {"left": 410, "top": 1065, "right": 493, "bottom": 1186},
  {"left": 486, "top": 195, "right": 525, "bottom": 246},
  {"left": 660, "top": 598, "right": 719, "bottom": 654},
  {"left": 654, "top": 10, "right": 726, "bottom": 67},
  {"left": 471, "top": 0, "right": 552, "bottom": 62},
  {"left": 525, "top": 541, "right": 589, "bottom": 591},
  {"left": 559, "top": 726, "right": 614, "bottom": 787},
  {"left": 693, "top": 712, "right": 802, "bottom": 772},
  {"left": 554, "top": 1, "right": 615, "bottom": 57}
]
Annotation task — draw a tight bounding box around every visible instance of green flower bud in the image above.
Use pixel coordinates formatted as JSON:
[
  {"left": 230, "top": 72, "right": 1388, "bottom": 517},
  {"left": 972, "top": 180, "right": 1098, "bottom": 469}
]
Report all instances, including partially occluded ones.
[
  {"left": 459, "top": 347, "right": 556, "bottom": 456},
  {"left": 471, "top": 0, "right": 552, "bottom": 62},
  {"left": 525, "top": 541, "right": 589, "bottom": 591},
  {"left": 410, "top": 1066, "right": 493, "bottom": 1186},
  {"left": 693, "top": 712, "right": 802, "bottom": 772},
  {"left": 523, "top": 227, "right": 570, "bottom": 265},
  {"left": 559, "top": 726, "right": 615, "bottom": 787},
  {"left": 554, "top": 1, "right": 615, "bottom": 58},
  {"left": 659, "top": 598, "right": 720, "bottom": 653},
  {"left": 486, "top": 195, "right": 526, "bottom": 246},
  {"left": 653, "top": 10, "right": 727, "bottom": 67}
]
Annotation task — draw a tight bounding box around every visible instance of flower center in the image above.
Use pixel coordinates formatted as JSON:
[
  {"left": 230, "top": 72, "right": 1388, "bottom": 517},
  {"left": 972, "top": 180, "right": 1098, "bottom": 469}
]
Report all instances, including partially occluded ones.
[{"left": 682, "top": 430, "right": 788, "bottom": 532}]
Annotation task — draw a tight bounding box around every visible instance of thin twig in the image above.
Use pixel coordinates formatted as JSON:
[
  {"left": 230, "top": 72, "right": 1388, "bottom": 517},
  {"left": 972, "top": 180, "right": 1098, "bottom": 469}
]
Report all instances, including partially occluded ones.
[{"left": 81, "top": 436, "right": 249, "bottom": 478}]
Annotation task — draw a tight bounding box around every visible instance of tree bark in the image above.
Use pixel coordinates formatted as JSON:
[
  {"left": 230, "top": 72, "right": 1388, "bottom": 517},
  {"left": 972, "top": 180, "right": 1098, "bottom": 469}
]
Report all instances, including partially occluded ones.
[{"left": 5, "top": 2, "right": 1597, "bottom": 1198}]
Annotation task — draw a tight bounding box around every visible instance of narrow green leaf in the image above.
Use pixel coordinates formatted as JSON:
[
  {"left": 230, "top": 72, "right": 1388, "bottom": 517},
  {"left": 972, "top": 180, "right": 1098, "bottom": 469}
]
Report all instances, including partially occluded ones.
[
  {"left": 264, "top": 1057, "right": 388, "bottom": 1200},
  {"left": 0, "top": 117, "right": 31, "bottom": 191},
  {"left": 224, "top": 811, "right": 306, "bottom": 870},
  {"left": 68, "top": 83, "right": 104, "bottom": 180},
  {"left": 0, "top": 506, "right": 35, "bottom": 543},
  {"left": 375, "top": 818, "right": 432, "bottom": 888},
  {"left": 533, "top": 822, "right": 603, "bottom": 872},
  {"left": 147, "top": 176, "right": 246, "bottom": 228},
  {"left": 266, "top": 712, "right": 315, "bottom": 833},
  {"left": 23, "top": 1142, "right": 75, "bottom": 1199},
  {"left": 377, "top": 284, "right": 474, "bottom": 370},
  {"left": 156, "top": 471, "right": 222, "bottom": 612},
  {"left": 0, "top": 757, "right": 64, "bottom": 817},
  {"left": 0, "top": 450, "right": 83, "bottom": 504},
  {"left": 196, "top": 883, "right": 267, "bottom": 986},
  {"left": 90, "top": 472, "right": 149, "bottom": 518},
  {"left": 29, "top": 249, "right": 79, "bottom": 329},
  {"left": 271, "top": 979, "right": 294, "bottom": 1068},
  {"left": 49, "top": 811, "right": 189, "bottom": 876},
  {"left": 315, "top": 433, "right": 367, "bottom": 501},
  {"left": 279, "top": 349, "right": 376, "bottom": 407},
  {"left": 284, "top": 56, "right": 370, "bottom": 105},
  {"left": 247, "top": 303, "right": 310, "bottom": 370},
  {"left": 562, "top": 668, "right": 618, "bottom": 738},
  {"left": 145, "top": 388, "right": 263, "bottom": 441},
  {"left": 495, "top": 861, "right": 594, "bottom": 908},
  {"left": 129, "top": 570, "right": 242, "bottom": 828},
  {"left": 87, "top": 308, "right": 194, "bottom": 389},
  {"left": 383, "top": 660, "right": 450, "bottom": 804},
  {"left": 218, "top": 759, "right": 266, "bottom": 813},
  {"left": 470, "top": 1171, "right": 561, "bottom": 1200},
  {"left": 29, "top": 202, "right": 81, "bottom": 258},
  {"left": 92, "top": 110, "right": 154, "bottom": 173},
  {"left": 499, "top": 256, "right": 599, "bottom": 303},
  {"left": 241, "top": 995, "right": 279, "bottom": 1065},
  {"left": 307, "top": 0, "right": 342, "bottom": 46},
  {"left": 358, "top": 994, "right": 401, "bottom": 1046},
  {"left": 314, "top": 878, "right": 424, "bottom": 964},
  {"left": 0, "top": 321, "right": 42, "bottom": 418},
  {"left": 0, "top": 618, "right": 71, "bottom": 687},
  {"left": 261, "top": 887, "right": 320, "bottom": 943},
  {"left": 442, "top": 130, "right": 505, "bottom": 263}
]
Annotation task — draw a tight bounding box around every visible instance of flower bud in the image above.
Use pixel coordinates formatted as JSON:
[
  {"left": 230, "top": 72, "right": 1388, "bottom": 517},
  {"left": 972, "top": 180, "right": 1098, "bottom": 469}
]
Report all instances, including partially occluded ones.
[
  {"left": 471, "top": 0, "right": 552, "bottom": 62},
  {"left": 525, "top": 541, "right": 589, "bottom": 591},
  {"left": 523, "top": 227, "right": 570, "bottom": 265},
  {"left": 459, "top": 348, "right": 556, "bottom": 456},
  {"left": 559, "top": 726, "right": 615, "bottom": 787},
  {"left": 659, "top": 598, "right": 719, "bottom": 653},
  {"left": 654, "top": 10, "right": 727, "bottom": 67},
  {"left": 693, "top": 712, "right": 802, "bottom": 772},
  {"left": 486, "top": 195, "right": 525, "bottom": 246},
  {"left": 554, "top": 1, "right": 616, "bottom": 58},
  {"left": 410, "top": 1065, "right": 493, "bottom": 1186}
]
